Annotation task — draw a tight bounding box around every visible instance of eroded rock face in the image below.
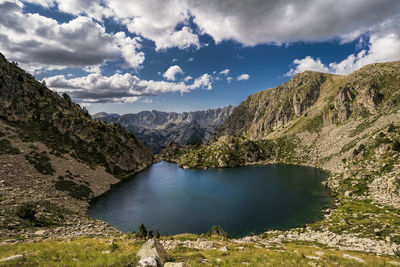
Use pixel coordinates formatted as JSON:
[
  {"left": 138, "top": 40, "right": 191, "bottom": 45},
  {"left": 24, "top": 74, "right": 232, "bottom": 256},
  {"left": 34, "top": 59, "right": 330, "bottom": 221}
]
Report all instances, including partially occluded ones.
[
  {"left": 358, "top": 86, "right": 382, "bottom": 113},
  {"left": 292, "top": 73, "right": 325, "bottom": 116},
  {"left": 137, "top": 239, "right": 172, "bottom": 266},
  {"left": 218, "top": 71, "right": 328, "bottom": 139},
  {"left": 334, "top": 87, "right": 354, "bottom": 122}
]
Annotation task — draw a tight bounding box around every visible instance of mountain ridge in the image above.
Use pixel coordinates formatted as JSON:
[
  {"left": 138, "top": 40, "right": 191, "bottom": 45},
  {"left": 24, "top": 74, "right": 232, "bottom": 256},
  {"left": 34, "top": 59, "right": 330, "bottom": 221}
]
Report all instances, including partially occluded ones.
[{"left": 94, "top": 105, "right": 235, "bottom": 153}]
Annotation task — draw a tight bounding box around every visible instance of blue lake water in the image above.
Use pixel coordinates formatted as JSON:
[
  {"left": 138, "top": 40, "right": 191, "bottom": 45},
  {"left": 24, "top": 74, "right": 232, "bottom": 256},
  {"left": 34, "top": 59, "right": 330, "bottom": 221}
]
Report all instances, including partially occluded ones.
[{"left": 88, "top": 161, "right": 332, "bottom": 237}]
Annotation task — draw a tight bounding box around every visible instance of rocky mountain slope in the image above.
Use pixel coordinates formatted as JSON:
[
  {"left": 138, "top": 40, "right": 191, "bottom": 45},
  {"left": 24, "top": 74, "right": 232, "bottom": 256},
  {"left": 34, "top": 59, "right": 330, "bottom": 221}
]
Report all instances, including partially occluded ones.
[
  {"left": 0, "top": 53, "right": 153, "bottom": 177},
  {"left": 0, "top": 52, "right": 153, "bottom": 239},
  {"left": 93, "top": 106, "right": 235, "bottom": 153},
  {"left": 161, "top": 61, "right": 400, "bottom": 251}
]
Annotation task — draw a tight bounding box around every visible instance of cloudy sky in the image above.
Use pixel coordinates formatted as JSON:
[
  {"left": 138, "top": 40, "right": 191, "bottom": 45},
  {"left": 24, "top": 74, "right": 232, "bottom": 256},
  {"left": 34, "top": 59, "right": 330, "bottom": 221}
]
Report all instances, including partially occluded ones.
[{"left": 1, "top": 0, "right": 400, "bottom": 114}]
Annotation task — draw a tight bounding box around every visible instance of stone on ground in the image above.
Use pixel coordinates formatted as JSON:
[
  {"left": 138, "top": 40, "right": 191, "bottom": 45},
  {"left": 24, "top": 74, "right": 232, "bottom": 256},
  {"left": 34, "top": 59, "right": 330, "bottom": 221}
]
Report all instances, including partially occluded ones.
[
  {"left": 137, "top": 239, "right": 172, "bottom": 265},
  {"left": 343, "top": 254, "right": 365, "bottom": 263},
  {"left": 0, "top": 255, "right": 23, "bottom": 263},
  {"left": 138, "top": 257, "right": 157, "bottom": 267}
]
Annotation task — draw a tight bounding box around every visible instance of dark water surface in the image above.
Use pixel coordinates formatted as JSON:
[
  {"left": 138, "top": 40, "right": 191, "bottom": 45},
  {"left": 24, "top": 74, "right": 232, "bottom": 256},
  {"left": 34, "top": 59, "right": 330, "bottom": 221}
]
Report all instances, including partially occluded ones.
[{"left": 88, "top": 161, "right": 332, "bottom": 237}]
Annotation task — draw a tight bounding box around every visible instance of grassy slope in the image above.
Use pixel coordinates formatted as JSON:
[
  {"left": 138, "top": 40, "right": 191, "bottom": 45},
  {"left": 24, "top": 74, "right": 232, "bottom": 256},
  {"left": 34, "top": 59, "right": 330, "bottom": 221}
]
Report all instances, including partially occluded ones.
[{"left": 0, "top": 235, "right": 399, "bottom": 266}]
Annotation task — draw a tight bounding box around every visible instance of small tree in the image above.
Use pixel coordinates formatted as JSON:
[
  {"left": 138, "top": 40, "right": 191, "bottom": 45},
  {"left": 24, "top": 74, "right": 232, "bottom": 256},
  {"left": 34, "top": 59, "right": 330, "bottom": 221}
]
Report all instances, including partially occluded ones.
[
  {"left": 155, "top": 232, "right": 160, "bottom": 239},
  {"left": 393, "top": 140, "right": 400, "bottom": 152},
  {"left": 16, "top": 203, "right": 36, "bottom": 221},
  {"left": 208, "top": 225, "right": 228, "bottom": 238},
  {"left": 139, "top": 223, "right": 147, "bottom": 238},
  {"left": 148, "top": 230, "right": 154, "bottom": 239},
  {"left": 388, "top": 123, "right": 396, "bottom": 133}
]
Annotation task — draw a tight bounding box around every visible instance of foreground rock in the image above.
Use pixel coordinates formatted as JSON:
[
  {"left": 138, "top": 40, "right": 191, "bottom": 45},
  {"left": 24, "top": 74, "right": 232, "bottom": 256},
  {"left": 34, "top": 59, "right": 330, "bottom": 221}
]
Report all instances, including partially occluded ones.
[
  {"left": 0, "top": 255, "right": 23, "bottom": 263},
  {"left": 138, "top": 257, "right": 158, "bottom": 267},
  {"left": 137, "top": 239, "right": 172, "bottom": 266}
]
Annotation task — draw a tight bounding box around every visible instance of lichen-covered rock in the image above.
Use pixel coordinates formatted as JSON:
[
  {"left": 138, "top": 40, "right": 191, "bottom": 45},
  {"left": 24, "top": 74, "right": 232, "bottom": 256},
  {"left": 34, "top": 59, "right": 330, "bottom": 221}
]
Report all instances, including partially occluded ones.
[
  {"left": 334, "top": 87, "right": 354, "bottom": 122},
  {"left": 137, "top": 239, "right": 171, "bottom": 266}
]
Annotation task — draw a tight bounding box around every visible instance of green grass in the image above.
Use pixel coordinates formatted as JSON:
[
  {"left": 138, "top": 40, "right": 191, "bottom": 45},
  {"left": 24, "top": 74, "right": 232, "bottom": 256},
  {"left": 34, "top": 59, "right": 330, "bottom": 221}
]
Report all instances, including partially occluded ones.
[
  {"left": 349, "top": 120, "right": 375, "bottom": 138},
  {"left": 0, "top": 237, "right": 397, "bottom": 266},
  {"left": 340, "top": 138, "right": 360, "bottom": 153},
  {"left": 310, "top": 199, "right": 400, "bottom": 241},
  {"left": 302, "top": 114, "right": 324, "bottom": 133},
  {"left": 0, "top": 238, "right": 142, "bottom": 266}
]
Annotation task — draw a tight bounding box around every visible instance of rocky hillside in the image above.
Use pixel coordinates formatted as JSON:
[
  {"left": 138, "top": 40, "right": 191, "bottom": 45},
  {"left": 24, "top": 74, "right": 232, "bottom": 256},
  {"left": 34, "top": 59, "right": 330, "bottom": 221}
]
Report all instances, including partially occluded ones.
[
  {"left": 94, "top": 106, "right": 235, "bottom": 153},
  {"left": 162, "top": 61, "right": 400, "bottom": 207},
  {"left": 159, "top": 61, "right": 400, "bottom": 257},
  {"left": 0, "top": 53, "right": 153, "bottom": 177},
  {"left": 0, "top": 52, "right": 153, "bottom": 239}
]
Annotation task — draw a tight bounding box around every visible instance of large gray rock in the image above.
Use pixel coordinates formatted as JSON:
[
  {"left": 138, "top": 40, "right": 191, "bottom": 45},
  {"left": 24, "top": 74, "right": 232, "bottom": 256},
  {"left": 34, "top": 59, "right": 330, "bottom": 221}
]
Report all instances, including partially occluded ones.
[{"left": 137, "top": 239, "right": 171, "bottom": 266}]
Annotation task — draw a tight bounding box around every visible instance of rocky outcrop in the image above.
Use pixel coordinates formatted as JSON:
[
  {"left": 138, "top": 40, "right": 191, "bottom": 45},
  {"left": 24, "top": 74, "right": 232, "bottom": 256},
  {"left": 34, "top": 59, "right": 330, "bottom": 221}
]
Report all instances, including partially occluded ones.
[
  {"left": 218, "top": 71, "right": 328, "bottom": 139},
  {"left": 94, "top": 106, "right": 235, "bottom": 153},
  {"left": 358, "top": 85, "right": 382, "bottom": 113},
  {"left": 137, "top": 239, "right": 172, "bottom": 266}
]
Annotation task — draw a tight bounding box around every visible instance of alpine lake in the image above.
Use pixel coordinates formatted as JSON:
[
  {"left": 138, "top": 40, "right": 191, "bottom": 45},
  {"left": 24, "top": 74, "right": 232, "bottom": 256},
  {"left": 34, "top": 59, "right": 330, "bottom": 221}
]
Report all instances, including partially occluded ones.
[{"left": 88, "top": 161, "right": 332, "bottom": 237}]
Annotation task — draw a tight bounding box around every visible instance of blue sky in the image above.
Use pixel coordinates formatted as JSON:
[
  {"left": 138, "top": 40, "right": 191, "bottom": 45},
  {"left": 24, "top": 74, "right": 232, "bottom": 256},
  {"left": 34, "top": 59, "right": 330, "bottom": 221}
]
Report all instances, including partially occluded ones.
[{"left": 1, "top": 0, "right": 400, "bottom": 114}]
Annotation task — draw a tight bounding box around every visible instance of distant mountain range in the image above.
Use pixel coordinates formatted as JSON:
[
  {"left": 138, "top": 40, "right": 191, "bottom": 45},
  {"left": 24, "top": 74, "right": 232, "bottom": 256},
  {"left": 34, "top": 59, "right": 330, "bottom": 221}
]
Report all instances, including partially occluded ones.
[{"left": 93, "top": 106, "right": 236, "bottom": 153}]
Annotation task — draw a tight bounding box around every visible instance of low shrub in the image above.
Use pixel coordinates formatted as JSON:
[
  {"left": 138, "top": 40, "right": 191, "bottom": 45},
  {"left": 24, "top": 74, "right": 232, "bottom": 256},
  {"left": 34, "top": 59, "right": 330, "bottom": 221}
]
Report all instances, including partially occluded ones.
[
  {"left": 0, "top": 139, "right": 20, "bottom": 155},
  {"left": 55, "top": 180, "right": 93, "bottom": 200},
  {"left": 24, "top": 151, "right": 55, "bottom": 175},
  {"left": 16, "top": 203, "right": 36, "bottom": 220}
]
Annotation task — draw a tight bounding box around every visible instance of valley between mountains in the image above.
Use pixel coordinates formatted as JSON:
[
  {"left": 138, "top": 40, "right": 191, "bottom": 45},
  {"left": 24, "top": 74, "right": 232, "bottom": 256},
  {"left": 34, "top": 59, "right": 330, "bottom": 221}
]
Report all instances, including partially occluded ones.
[{"left": 1, "top": 52, "right": 400, "bottom": 266}]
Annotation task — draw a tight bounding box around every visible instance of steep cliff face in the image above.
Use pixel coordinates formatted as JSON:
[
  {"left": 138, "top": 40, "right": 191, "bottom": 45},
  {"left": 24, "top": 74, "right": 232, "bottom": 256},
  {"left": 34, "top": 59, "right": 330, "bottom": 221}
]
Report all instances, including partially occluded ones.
[
  {"left": 0, "top": 53, "right": 153, "bottom": 177},
  {"left": 94, "top": 106, "right": 235, "bottom": 153},
  {"left": 218, "top": 71, "right": 327, "bottom": 139}
]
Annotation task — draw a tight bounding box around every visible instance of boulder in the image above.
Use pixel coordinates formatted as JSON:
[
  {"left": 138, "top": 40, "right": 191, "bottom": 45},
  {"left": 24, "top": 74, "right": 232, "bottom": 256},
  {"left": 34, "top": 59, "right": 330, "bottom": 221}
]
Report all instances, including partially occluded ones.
[
  {"left": 218, "top": 246, "right": 228, "bottom": 252},
  {"left": 137, "top": 239, "right": 171, "bottom": 266},
  {"left": 138, "top": 257, "right": 157, "bottom": 267}
]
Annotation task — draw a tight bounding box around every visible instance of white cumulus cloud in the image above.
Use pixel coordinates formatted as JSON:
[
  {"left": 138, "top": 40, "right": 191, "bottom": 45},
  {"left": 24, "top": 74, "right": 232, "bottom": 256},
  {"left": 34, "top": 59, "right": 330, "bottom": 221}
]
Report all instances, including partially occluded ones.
[
  {"left": 237, "top": 74, "right": 249, "bottom": 81},
  {"left": 219, "top": 69, "right": 230, "bottom": 76},
  {"left": 163, "top": 65, "right": 184, "bottom": 81},
  {"left": 287, "top": 32, "right": 400, "bottom": 75},
  {"left": 45, "top": 71, "right": 213, "bottom": 103},
  {"left": 0, "top": 0, "right": 144, "bottom": 72}
]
